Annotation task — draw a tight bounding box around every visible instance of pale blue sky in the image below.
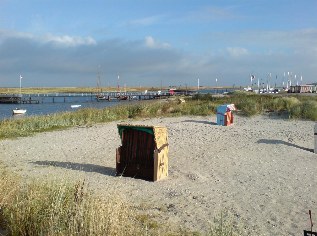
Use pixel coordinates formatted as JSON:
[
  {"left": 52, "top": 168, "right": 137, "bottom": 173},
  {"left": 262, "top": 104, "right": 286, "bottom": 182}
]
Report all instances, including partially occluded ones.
[{"left": 0, "top": 0, "right": 316, "bottom": 87}]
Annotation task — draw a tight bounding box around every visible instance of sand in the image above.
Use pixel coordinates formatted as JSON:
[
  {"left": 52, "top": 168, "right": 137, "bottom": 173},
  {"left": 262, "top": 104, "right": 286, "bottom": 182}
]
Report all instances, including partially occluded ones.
[{"left": 0, "top": 114, "right": 316, "bottom": 235}]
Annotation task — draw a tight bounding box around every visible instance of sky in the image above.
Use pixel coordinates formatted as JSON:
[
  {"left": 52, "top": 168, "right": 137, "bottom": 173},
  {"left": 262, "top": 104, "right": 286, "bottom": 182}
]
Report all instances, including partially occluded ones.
[{"left": 0, "top": 0, "right": 317, "bottom": 88}]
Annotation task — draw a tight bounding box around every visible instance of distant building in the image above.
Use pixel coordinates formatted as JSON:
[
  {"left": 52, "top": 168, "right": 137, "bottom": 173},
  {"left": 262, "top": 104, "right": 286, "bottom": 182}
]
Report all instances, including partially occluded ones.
[{"left": 289, "top": 84, "right": 316, "bottom": 93}]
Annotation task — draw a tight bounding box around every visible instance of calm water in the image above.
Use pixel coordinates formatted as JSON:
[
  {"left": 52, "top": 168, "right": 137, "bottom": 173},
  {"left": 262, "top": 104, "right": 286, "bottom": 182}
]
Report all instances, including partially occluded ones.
[{"left": 0, "top": 95, "right": 132, "bottom": 121}]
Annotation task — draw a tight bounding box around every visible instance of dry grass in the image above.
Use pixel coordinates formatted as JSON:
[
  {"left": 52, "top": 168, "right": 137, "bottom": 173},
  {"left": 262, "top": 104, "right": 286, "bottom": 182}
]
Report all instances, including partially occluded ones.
[
  {"left": 0, "top": 161, "right": 249, "bottom": 236},
  {"left": 0, "top": 171, "right": 142, "bottom": 236}
]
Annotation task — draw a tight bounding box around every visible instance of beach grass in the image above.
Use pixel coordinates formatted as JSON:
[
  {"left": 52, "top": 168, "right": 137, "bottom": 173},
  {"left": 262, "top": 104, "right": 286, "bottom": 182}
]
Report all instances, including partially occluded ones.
[
  {"left": 207, "top": 211, "right": 247, "bottom": 236},
  {"left": 0, "top": 169, "right": 141, "bottom": 235},
  {"left": 0, "top": 163, "right": 248, "bottom": 236},
  {"left": 1, "top": 93, "right": 317, "bottom": 140}
]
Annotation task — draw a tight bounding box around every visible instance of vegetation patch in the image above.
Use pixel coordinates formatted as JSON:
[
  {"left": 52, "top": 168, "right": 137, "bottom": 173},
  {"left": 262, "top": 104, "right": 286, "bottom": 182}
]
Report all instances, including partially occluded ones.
[{"left": 1, "top": 94, "right": 316, "bottom": 140}]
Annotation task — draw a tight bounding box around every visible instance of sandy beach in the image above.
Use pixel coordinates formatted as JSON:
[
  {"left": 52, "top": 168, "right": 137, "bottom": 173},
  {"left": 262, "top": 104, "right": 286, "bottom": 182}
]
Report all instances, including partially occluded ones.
[{"left": 0, "top": 114, "right": 316, "bottom": 235}]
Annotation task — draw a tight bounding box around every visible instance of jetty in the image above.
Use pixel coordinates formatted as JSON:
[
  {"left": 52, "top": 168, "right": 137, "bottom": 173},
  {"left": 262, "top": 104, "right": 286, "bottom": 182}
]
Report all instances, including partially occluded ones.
[
  {"left": 0, "top": 89, "right": 198, "bottom": 104},
  {"left": 0, "top": 94, "right": 39, "bottom": 104}
]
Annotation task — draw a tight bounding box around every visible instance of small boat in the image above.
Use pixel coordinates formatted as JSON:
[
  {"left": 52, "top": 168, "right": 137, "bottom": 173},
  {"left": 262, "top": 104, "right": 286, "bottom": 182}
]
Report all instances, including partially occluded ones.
[
  {"left": 96, "top": 94, "right": 108, "bottom": 101},
  {"left": 12, "top": 108, "right": 27, "bottom": 115},
  {"left": 71, "top": 105, "right": 81, "bottom": 108},
  {"left": 117, "top": 95, "right": 128, "bottom": 100}
]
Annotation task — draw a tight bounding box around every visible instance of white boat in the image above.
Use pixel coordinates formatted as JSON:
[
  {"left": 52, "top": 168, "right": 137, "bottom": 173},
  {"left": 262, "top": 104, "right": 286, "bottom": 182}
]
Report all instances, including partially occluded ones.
[
  {"left": 71, "top": 104, "right": 81, "bottom": 108},
  {"left": 96, "top": 94, "right": 108, "bottom": 101},
  {"left": 12, "top": 108, "right": 27, "bottom": 115},
  {"left": 12, "top": 75, "right": 27, "bottom": 115}
]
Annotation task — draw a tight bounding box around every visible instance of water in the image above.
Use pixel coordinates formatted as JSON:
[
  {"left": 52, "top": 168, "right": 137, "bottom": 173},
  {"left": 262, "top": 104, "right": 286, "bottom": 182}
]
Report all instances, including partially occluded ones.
[{"left": 0, "top": 95, "right": 132, "bottom": 121}]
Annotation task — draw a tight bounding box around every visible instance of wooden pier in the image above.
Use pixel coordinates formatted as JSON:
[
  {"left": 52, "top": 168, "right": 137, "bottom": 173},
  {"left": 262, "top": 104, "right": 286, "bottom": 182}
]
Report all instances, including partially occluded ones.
[
  {"left": 0, "top": 95, "right": 21, "bottom": 104},
  {"left": 0, "top": 95, "right": 40, "bottom": 104},
  {"left": 0, "top": 91, "right": 192, "bottom": 104}
]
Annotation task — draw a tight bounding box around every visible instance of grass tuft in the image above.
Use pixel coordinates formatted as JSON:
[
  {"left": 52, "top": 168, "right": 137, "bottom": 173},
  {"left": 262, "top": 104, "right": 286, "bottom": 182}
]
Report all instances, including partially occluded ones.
[
  {"left": 1, "top": 176, "right": 140, "bottom": 236},
  {"left": 207, "top": 211, "right": 248, "bottom": 236}
]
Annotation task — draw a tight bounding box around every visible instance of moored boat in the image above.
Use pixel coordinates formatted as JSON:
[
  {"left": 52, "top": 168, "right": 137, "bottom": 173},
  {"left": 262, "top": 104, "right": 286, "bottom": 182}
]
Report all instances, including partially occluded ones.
[
  {"left": 71, "top": 104, "right": 81, "bottom": 108},
  {"left": 12, "top": 108, "right": 27, "bottom": 115},
  {"left": 96, "top": 94, "right": 108, "bottom": 101}
]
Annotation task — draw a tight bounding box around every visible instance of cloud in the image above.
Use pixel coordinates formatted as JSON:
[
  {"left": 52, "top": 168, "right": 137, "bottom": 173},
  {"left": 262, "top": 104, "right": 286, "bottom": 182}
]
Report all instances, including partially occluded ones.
[
  {"left": 40, "top": 34, "right": 96, "bottom": 47},
  {"left": 0, "top": 28, "right": 316, "bottom": 87},
  {"left": 0, "top": 30, "right": 33, "bottom": 41},
  {"left": 226, "top": 47, "right": 249, "bottom": 57},
  {"left": 144, "top": 36, "right": 170, "bottom": 49},
  {"left": 0, "top": 30, "right": 184, "bottom": 87},
  {"left": 186, "top": 6, "right": 238, "bottom": 22},
  {"left": 0, "top": 30, "right": 96, "bottom": 47},
  {"left": 127, "top": 15, "right": 163, "bottom": 27}
]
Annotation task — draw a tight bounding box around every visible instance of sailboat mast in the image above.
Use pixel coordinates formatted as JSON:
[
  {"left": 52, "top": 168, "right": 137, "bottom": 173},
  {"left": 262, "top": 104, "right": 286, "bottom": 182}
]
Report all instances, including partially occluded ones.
[
  {"left": 97, "top": 66, "right": 102, "bottom": 93},
  {"left": 19, "top": 75, "right": 22, "bottom": 96}
]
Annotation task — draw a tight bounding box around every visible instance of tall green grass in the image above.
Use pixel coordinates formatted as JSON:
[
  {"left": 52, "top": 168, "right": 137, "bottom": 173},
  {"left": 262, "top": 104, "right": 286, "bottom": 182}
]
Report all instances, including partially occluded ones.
[
  {"left": 1, "top": 94, "right": 316, "bottom": 140},
  {"left": 192, "top": 93, "right": 317, "bottom": 120},
  {"left": 289, "top": 100, "right": 317, "bottom": 120},
  {"left": 0, "top": 100, "right": 214, "bottom": 139}
]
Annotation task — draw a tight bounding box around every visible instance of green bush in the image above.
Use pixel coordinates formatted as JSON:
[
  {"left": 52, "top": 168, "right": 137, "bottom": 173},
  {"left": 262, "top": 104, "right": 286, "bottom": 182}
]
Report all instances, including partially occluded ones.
[
  {"left": 192, "top": 93, "right": 213, "bottom": 101},
  {"left": 300, "top": 100, "right": 317, "bottom": 120},
  {"left": 269, "top": 98, "right": 286, "bottom": 111},
  {"left": 289, "top": 100, "right": 317, "bottom": 120},
  {"left": 281, "top": 97, "right": 301, "bottom": 111},
  {"left": 289, "top": 103, "right": 302, "bottom": 119},
  {"left": 236, "top": 99, "right": 261, "bottom": 116}
]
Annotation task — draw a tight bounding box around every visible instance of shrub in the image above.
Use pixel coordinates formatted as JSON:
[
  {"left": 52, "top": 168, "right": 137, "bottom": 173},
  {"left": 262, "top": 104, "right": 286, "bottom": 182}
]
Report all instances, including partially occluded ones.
[
  {"left": 289, "top": 100, "right": 317, "bottom": 120},
  {"left": 269, "top": 98, "right": 286, "bottom": 111},
  {"left": 236, "top": 99, "right": 261, "bottom": 116},
  {"left": 289, "top": 103, "right": 302, "bottom": 119},
  {"left": 281, "top": 97, "right": 301, "bottom": 111},
  {"left": 192, "top": 93, "right": 213, "bottom": 101},
  {"left": 300, "top": 100, "right": 317, "bottom": 120}
]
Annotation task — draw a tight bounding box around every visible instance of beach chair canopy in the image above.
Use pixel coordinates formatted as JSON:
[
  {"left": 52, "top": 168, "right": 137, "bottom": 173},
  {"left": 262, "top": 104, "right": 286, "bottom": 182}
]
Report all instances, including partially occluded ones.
[{"left": 217, "top": 104, "right": 236, "bottom": 114}]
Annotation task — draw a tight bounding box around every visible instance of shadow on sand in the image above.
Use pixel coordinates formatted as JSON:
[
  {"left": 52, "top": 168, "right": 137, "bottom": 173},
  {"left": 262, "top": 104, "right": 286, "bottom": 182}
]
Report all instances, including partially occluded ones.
[
  {"left": 32, "top": 161, "right": 116, "bottom": 176},
  {"left": 182, "top": 120, "right": 217, "bottom": 125},
  {"left": 257, "top": 139, "right": 314, "bottom": 153}
]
